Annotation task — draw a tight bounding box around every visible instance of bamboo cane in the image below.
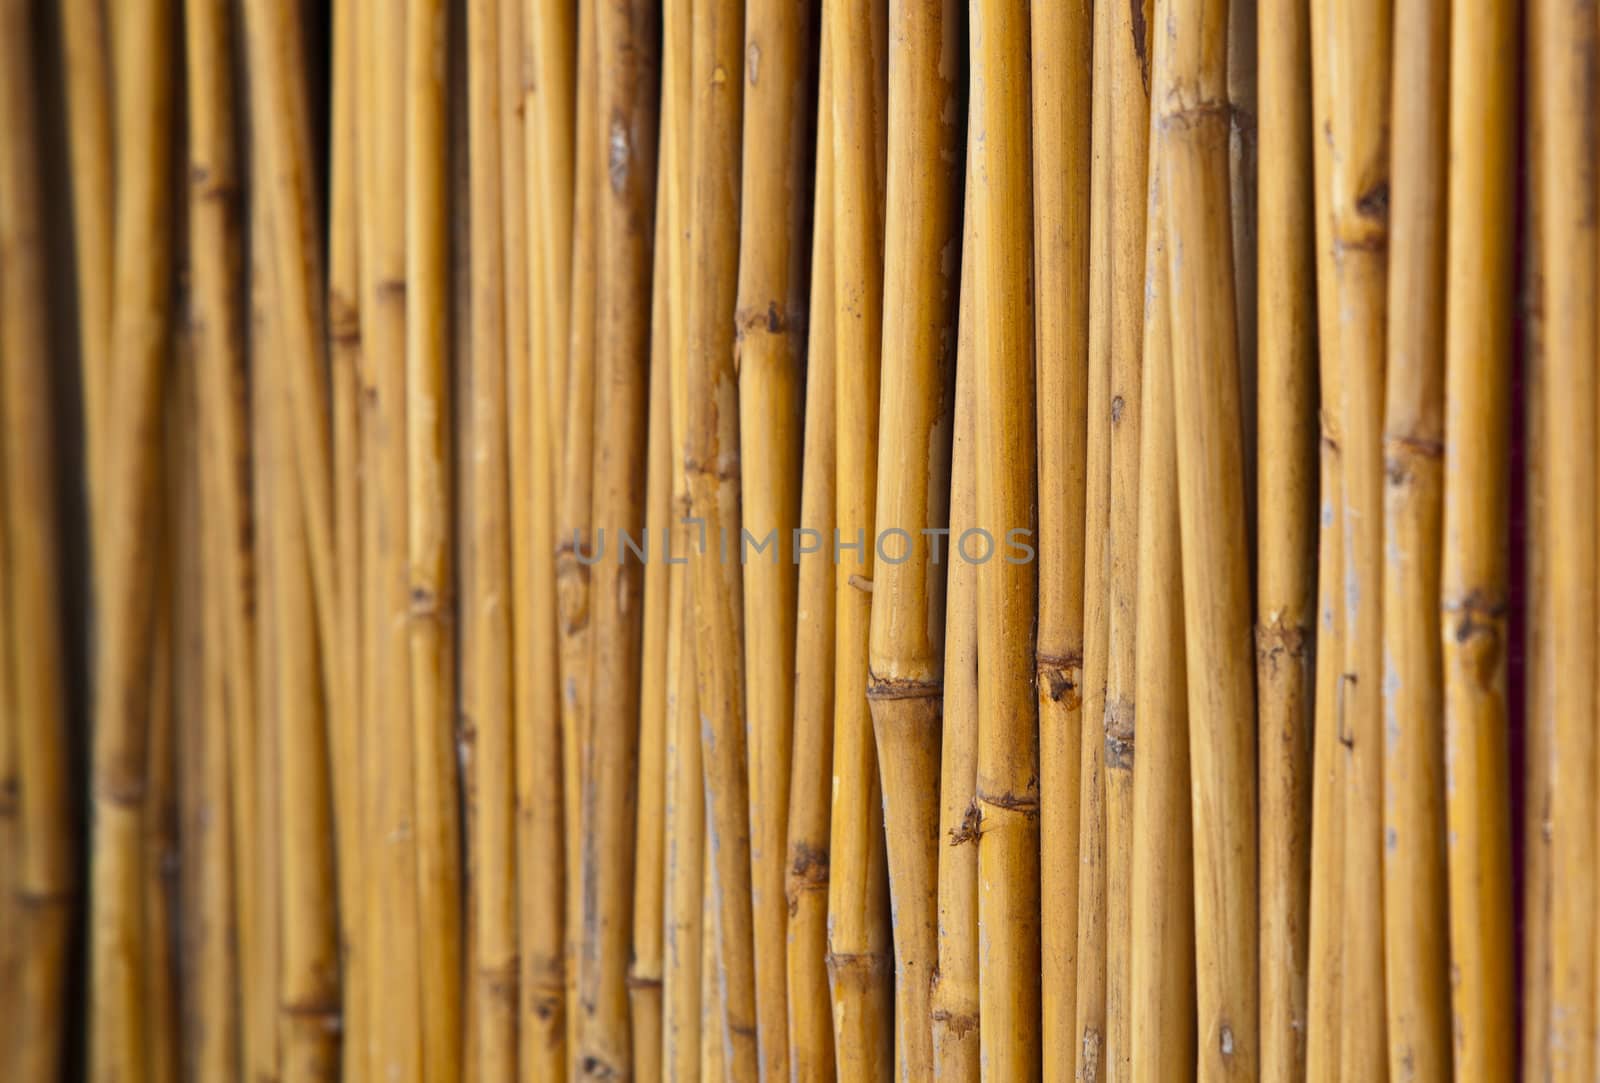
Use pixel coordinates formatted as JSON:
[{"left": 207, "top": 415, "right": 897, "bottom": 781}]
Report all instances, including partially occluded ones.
[
  {"left": 1159, "top": 0, "right": 1261, "bottom": 1069},
  {"left": 1229, "top": 0, "right": 1259, "bottom": 535},
  {"left": 0, "top": 5, "right": 75, "bottom": 1072},
  {"left": 684, "top": 0, "right": 761, "bottom": 1073},
  {"left": 1030, "top": 0, "right": 1093, "bottom": 1072},
  {"left": 518, "top": 0, "right": 571, "bottom": 1075},
  {"left": 1304, "top": 0, "right": 1346, "bottom": 1070},
  {"left": 970, "top": 2, "right": 1041, "bottom": 1077},
  {"left": 556, "top": 16, "right": 600, "bottom": 1063},
  {"left": 1440, "top": 0, "right": 1517, "bottom": 1075},
  {"left": 1379, "top": 0, "right": 1452, "bottom": 1073},
  {"left": 1519, "top": 10, "right": 1553, "bottom": 1072},
  {"left": 630, "top": 203, "right": 675, "bottom": 1083},
  {"left": 825, "top": 0, "right": 895, "bottom": 1074},
  {"left": 702, "top": 853, "right": 727, "bottom": 1083},
  {"left": 325, "top": 0, "right": 368, "bottom": 1065},
  {"left": 931, "top": 189, "right": 978, "bottom": 1080},
  {"left": 661, "top": 3, "right": 705, "bottom": 1072},
  {"left": 1128, "top": 130, "right": 1197, "bottom": 1083},
  {"left": 1536, "top": 0, "right": 1596, "bottom": 1076},
  {"left": 1256, "top": 0, "right": 1316, "bottom": 1067},
  {"left": 1103, "top": 0, "right": 1153, "bottom": 1061},
  {"left": 86, "top": 0, "right": 176, "bottom": 1073},
  {"left": 867, "top": 2, "right": 961, "bottom": 1077},
  {"left": 1321, "top": 0, "right": 1392, "bottom": 1068},
  {"left": 734, "top": 2, "right": 815, "bottom": 1074},
  {"left": 578, "top": 0, "right": 658, "bottom": 1072},
  {"left": 61, "top": 0, "right": 114, "bottom": 496},
  {"left": 1073, "top": 0, "right": 1114, "bottom": 1063},
  {"left": 465, "top": 0, "right": 519, "bottom": 1073},
  {"left": 0, "top": 432, "right": 15, "bottom": 1064},
  {"left": 408, "top": 1, "right": 466, "bottom": 1079},
  {"left": 784, "top": 38, "right": 839, "bottom": 1080},
  {"left": 143, "top": 537, "right": 179, "bottom": 1083}
]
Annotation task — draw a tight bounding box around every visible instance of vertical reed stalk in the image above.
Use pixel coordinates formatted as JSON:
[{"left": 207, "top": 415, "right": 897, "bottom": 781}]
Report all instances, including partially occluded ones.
[
  {"left": 630, "top": 208, "right": 674, "bottom": 1082},
  {"left": 1030, "top": 0, "right": 1093, "bottom": 1070},
  {"left": 685, "top": 0, "right": 760, "bottom": 1073},
  {"left": 1304, "top": 0, "right": 1346, "bottom": 1069},
  {"left": 0, "top": 3, "right": 75, "bottom": 1071},
  {"left": 1159, "top": 0, "right": 1260, "bottom": 1069},
  {"left": 466, "top": 0, "right": 519, "bottom": 1073},
  {"left": 825, "top": 0, "right": 895, "bottom": 1074},
  {"left": 932, "top": 208, "right": 979, "bottom": 1080},
  {"left": 409, "top": 1, "right": 466, "bottom": 1078},
  {"left": 1102, "top": 0, "right": 1153, "bottom": 1062},
  {"left": 1228, "top": 0, "right": 1259, "bottom": 527},
  {"left": 1128, "top": 133, "right": 1197, "bottom": 1082},
  {"left": 867, "top": 2, "right": 961, "bottom": 1077},
  {"left": 578, "top": 0, "right": 658, "bottom": 1072},
  {"left": 87, "top": 0, "right": 176, "bottom": 1074},
  {"left": 734, "top": 2, "right": 814, "bottom": 1074},
  {"left": 143, "top": 542, "right": 178, "bottom": 1083},
  {"left": 1536, "top": 0, "right": 1596, "bottom": 1075},
  {"left": 1441, "top": 0, "right": 1517, "bottom": 1074},
  {"left": 970, "top": 1, "right": 1041, "bottom": 1076},
  {"left": 1256, "top": 0, "right": 1316, "bottom": 1066},
  {"left": 1074, "top": 0, "right": 1115, "bottom": 1064},
  {"left": 784, "top": 39, "right": 839, "bottom": 1079},
  {"left": 1380, "top": 0, "right": 1452, "bottom": 1073},
  {"left": 1322, "top": 0, "right": 1392, "bottom": 1068}
]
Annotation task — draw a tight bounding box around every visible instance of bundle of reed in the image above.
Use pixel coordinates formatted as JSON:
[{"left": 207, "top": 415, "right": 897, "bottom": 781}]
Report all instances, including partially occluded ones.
[{"left": 3, "top": 1, "right": 1583, "bottom": 1079}]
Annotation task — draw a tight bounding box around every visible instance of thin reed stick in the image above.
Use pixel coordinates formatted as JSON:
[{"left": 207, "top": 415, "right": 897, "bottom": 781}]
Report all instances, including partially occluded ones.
[
  {"left": 1159, "top": 0, "right": 1261, "bottom": 1068},
  {"left": 1441, "top": 0, "right": 1517, "bottom": 1073},
  {"left": 784, "top": 37, "right": 839, "bottom": 1079},
  {"left": 970, "top": 1, "right": 1041, "bottom": 1076},
  {"left": 1536, "top": 0, "right": 1597, "bottom": 1076},
  {"left": 143, "top": 543, "right": 179, "bottom": 1083},
  {"left": 932, "top": 200, "right": 978, "bottom": 1079},
  {"left": 734, "top": 2, "right": 815, "bottom": 1074},
  {"left": 87, "top": 0, "right": 177, "bottom": 1074},
  {"left": 685, "top": 0, "right": 761, "bottom": 1074},
  {"left": 867, "top": 1, "right": 961, "bottom": 1077},
  {"left": 0, "top": 2, "right": 75, "bottom": 1072},
  {"left": 1379, "top": 0, "right": 1452, "bottom": 1073},
  {"left": 1128, "top": 127, "right": 1197, "bottom": 1081},
  {"left": 1030, "top": 0, "right": 1093, "bottom": 1072},
  {"left": 1256, "top": 0, "right": 1316, "bottom": 1065}
]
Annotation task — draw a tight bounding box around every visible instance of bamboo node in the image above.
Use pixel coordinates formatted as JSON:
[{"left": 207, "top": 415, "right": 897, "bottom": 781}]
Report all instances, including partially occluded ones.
[
  {"left": 1382, "top": 433, "right": 1445, "bottom": 487},
  {"left": 948, "top": 801, "right": 982, "bottom": 846},
  {"left": 683, "top": 455, "right": 741, "bottom": 484},
  {"left": 787, "top": 841, "right": 830, "bottom": 913},
  {"left": 580, "top": 1053, "right": 623, "bottom": 1079},
  {"left": 1037, "top": 651, "right": 1083, "bottom": 708},
  {"left": 733, "top": 301, "right": 805, "bottom": 340},
  {"left": 975, "top": 787, "right": 1040, "bottom": 818},
  {"left": 478, "top": 959, "right": 521, "bottom": 1006},
  {"left": 929, "top": 1002, "right": 978, "bottom": 1039},
  {"left": 1104, "top": 697, "right": 1135, "bottom": 770},
  {"left": 1441, "top": 590, "right": 1507, "bottom": 683},
  {"left": 328, "top": 292, "right": 361, "bottom": 347},
  {"left": 1255, "top": 616, "right": 1309, "bottom": 674},
  {"left": 825, "top": 950, "right": 892, "bottom": 985},
  {"left": 864, "top": 672, "right": 942, "bottom": 701}
]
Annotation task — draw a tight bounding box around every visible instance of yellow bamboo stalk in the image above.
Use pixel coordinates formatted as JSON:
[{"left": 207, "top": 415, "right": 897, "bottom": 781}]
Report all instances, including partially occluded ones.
[
  {"left": 1379, "top": 0, "right": 1452, "bottom": 1074},
  {"left": 555, "top": 16, "right": 600, "bottom": 1063},
  {"left": 1159, "top": 0, "right": 1260, "bottom": 1069},
  {"left": 867, "top": 2, "right": 961, "bottom": 1077},
  {"left": 630, "top": 201, "right": 675, "bottom": 1083},
  {"left": 1073, "top": 0, "right": 1115, "bottom": 1064},
  {"left": 61, "top": 0, "right": 114, "bottom": 494},
  {"left": 86, "top": 0, "right": 176, "bottom": 1073},
  {"left": 1229, "top": 0, "right": 1259, "bottom": 528},
  {"left": 578, "top": 0, "right": 658, "bottom": 1072},
  {"left": 1519, "top": 8, "right": 1552, "bottom": 1073},
  {"left": 353, "top": 0, "right": 424, "bottom": 1074},
  {"left": 825, "top": 0, "right": 895, "bottom": 1075},
  {"left": 465, "top": 0, "right": 518, "bottom": 1074},
  {"left": 735, "top": 3, "right": 814, "bottom": 1074},
  {"left": 661, "top": 2, "right": 704, "bottom": 1072},
  {"left": 971, "top": 1, "right": 1041, "bottom": 1076},
  {"left": 931, "top": 194, "right": 978, "bottom": 1079},
  {"left": 143, "top": 534, "right": 179, "bottom": 1083},
  {"left": 1256, "top": 0, "right": 1316, "bottom": 1066},
  {"left": 1128, "top": 131, "right": 1197, "bottom": 1082},
  {"left": 1321, "top": 0, "right": 1392, "bottom": 1067},
  {"left": 409, "top": 1, "right": 466, "bottom": 1079},
  {"left": 0, "top": 433, "right": 16, "bottom": 1064},
  {"left": 1103, "top": 0, "right": 1153, "bottom": 1062},
  {"left": 1537, "top": 0, "right": 1596, "bottom": 1076},
  {"left": 702, "top": 852, "right": 727, "bottom": 1083},
  {"left": 1441, "top": 0, "right": 1517, "bottom": 1075},
  {"left": 0, "top": 3, "right": 75, "bottom": 1071},
  {"left": 1303, "top": 0, "right": 1346, "bottom": 1070},
  {"left": 519, "top": 0, "right": 571, "bottom": 1075},
  {"left": 685, "top": 0, "right": 762, "bottom": 1075},
  {"left": 784, "top": 37, "right": 839, "bottom": 1080},
  {"left": 1030, "top": 0, "right": 1093, "bottom": 1071}
]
